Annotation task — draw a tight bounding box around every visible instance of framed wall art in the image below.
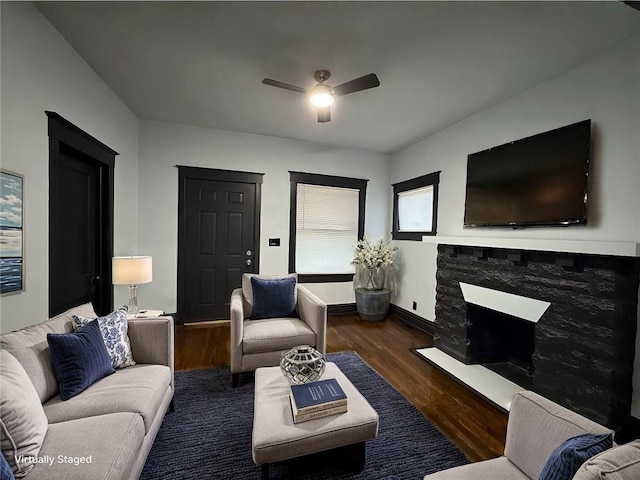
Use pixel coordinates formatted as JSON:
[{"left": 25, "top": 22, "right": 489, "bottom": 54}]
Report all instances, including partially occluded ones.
[{"left": 0, "top": 170, "right": 24, "bottom": 295}]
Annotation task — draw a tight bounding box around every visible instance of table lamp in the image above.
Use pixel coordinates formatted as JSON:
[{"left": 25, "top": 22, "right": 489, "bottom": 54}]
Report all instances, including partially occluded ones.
[{"left": 112, "top": 256, "right": 152, "bottom": 314}]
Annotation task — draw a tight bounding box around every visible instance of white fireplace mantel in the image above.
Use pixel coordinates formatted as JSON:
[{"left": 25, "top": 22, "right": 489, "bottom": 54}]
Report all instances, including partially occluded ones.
[
  {"left": 422, "top": 235, "right": 640, "bottom": 257},
  {"left": 460, "top": 282, "right": 550, "bottom": 323}
]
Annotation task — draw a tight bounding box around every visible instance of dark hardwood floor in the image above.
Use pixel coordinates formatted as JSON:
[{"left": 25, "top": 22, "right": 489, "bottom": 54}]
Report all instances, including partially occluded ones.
[{"left": 174, "top": 313, "right": 508, "bottom": 462}]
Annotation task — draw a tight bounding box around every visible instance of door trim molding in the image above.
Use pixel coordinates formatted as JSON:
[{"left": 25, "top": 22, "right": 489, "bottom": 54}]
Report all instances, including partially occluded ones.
[
  {"left": 47, "top": 111, "right": 118, "bottom": 316},
  {"left": 176, "top": 166, "right": 264, "bottom": 324}
]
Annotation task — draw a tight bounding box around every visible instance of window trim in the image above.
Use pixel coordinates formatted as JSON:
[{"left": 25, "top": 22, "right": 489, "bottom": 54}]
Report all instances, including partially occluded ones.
[
  {"left": 289, "top": 171, "right": 367, "bottom": 283},
  {"left": 392, "top": 171, "right": 440, "bottom": 241}
]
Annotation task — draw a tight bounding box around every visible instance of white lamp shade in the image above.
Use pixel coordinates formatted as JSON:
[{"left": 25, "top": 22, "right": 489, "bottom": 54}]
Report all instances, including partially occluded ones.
[{"left": 112, "top": 256, "right": 153, "bottom": 285}]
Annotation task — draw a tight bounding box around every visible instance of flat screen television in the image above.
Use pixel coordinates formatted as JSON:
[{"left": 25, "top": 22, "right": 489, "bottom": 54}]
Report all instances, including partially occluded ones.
[{"left": 464, "top": 119, "right": 591, "bottom": 228}]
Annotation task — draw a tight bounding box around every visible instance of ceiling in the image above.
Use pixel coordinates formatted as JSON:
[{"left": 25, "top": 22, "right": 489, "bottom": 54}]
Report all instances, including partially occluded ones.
[{"left": 35, "top": 1, "right": 640, "bottom": 154}]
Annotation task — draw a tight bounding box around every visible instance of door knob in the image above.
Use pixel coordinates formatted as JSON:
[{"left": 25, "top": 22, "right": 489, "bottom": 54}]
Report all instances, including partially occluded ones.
[
  {"left": 246, "top": 250, "right": 253, "bottom": 256},
  {"left": 246, "top": 259, "right": 252, "bottom": 266}
]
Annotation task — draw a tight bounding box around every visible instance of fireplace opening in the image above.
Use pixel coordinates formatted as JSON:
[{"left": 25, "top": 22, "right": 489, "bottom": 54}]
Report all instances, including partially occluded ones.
[{"left": 466, "top": 304, "right": 535, "bottom": 388}]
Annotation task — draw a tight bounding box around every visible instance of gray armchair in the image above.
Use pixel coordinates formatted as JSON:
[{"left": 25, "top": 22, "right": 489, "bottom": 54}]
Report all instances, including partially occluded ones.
[
  {"left": 425, "top": 390, "right": 616, "bottom": 480},
  {"left": 230, "top": 274, "right": 327, "bottom": 387}
]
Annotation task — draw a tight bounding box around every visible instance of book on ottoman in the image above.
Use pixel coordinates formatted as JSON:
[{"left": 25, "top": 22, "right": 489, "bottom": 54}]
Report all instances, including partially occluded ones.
[{"left": 289, "top": 378, "right": 348, "bottom": 423}]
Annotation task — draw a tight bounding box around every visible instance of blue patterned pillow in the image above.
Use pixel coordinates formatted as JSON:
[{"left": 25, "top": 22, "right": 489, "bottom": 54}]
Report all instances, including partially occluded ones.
[
  {"left": 47, "top": 320, "right": 115, "bottom": 400},
  {"left": 0, "top": 452, "right": 14, "bottom": 480},
  {"left": 72, "top": 306, "right": 136, "bottom": 369},
  {"left": 538, "top": 433, "right": 613, "bottom": 480},
  {"left": 250, "top": 276, "right": 297, "bottom": 320}
]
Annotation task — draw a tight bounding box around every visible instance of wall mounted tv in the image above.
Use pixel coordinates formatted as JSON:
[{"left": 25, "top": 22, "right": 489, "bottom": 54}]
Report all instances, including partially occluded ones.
[{"left": 464, "top": 119, "right": 591, "bottom": 228}]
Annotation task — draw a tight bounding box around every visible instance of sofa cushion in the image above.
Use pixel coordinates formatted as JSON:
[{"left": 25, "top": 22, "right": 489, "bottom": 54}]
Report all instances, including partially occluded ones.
[
  {"left": 242, "top": 317, "right": 316, "bottom": 354},
  {"left": 573, "top": 440, "right": 640, "bottom": 480},
  {"left": 47, "top": 320, "right": 115, "bottom": 401},
  {"left": 72, "top": 306, "right": 136, "bottom": 369},
  {"left": 43, "top": 364, "right": 171, "bottom": 434},
  {"left": 0, "top": 350, "right": 48, "bottom": 478},
  {"left": 538, "top": 433, "right": 613, "bottom": 480},
  {"left": 250, "top": 276, "right": 297, "bottom": 320},
  {"left": 0, "top": 303, "right": 97, "bottom": 403},
  {"left": 27, "top": 413, "right": 144, "bottom": 480}
]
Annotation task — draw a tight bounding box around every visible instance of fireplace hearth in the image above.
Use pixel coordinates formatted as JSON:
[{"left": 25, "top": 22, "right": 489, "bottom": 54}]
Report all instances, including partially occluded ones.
[{"left": 435, "top": 245, "right": 640, "bottom": 432}]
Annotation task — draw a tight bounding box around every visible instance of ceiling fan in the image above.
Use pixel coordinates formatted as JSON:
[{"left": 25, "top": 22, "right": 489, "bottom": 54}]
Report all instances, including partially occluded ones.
[{"left": 262, "top": 70, "right": 380, "bottom": 123}]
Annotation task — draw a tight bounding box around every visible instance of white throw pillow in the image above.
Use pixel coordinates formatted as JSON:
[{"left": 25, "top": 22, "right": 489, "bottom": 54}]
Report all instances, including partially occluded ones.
[
  {"left": 0, "top": 349, "right": 48, "bottom": 477},
  {"left": 72, "top": 306, "right": 136, "bottom": 369}
]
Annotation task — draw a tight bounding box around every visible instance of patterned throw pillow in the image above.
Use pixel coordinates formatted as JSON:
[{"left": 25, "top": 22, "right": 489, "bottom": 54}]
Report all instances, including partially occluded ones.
[
  {"left": 538, "top": 433, "right": 613, "bottom": 480},
  {"left": 72, "top": 306, "right": 136, "bottom": 369}
]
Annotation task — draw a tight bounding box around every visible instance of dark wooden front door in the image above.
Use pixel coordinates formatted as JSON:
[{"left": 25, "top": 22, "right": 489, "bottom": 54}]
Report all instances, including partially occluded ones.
[
  {"left": 52, "top": 152, "right": 99, "bottom": 312},
  {"left": 48, "top": 112, "right": 117, "bottom": 317},
  {"left": 178, "top": 167, "right": 263, "bottom": 323}
]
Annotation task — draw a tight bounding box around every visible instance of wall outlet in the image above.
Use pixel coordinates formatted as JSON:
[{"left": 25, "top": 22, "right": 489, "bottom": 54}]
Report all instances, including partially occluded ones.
[{"left": 412, "top": 301, "right": 417, "bottom": 311}]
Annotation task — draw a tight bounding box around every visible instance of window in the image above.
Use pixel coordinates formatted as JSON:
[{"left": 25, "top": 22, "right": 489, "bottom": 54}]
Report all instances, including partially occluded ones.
[
  {"left": 289, "top": 172, "right": 367, "bottom": 282},
  {"left": 392, "top": 171, "right": 440, "bottom": 240}
]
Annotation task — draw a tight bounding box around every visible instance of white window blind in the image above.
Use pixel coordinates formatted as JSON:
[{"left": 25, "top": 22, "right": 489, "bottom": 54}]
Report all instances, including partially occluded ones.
[
  {"left": 397, "top": 185, "right": 434, "bottom": 232},
  {"left": 296, "top": 184, "right": 359, "bottom": 274}
]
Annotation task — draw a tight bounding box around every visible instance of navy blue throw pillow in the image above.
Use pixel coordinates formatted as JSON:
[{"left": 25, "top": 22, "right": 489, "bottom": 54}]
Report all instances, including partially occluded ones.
[
  {"left": 538, "top": 433, "right": 613, "bottom": 480},
  {"left": 251, "top": 276, "right": 297, "bottom": 320},
  {"left": 47, "top": 319, "right": 115, "bottom": 401},
  {"left": 0, "top": 452, "right": 14, "bottom": 480}
]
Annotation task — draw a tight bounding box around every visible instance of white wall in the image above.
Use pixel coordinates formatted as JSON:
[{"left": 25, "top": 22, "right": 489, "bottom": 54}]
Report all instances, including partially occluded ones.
[
  {"left": 391, "top": 34, "right": 640, "bottom": 319},
  {"left": 138, "top": 120, "right": 391, "bottom": 313},
  {"left": 390, "top": 34, "right": 640, "bottom": 415},
  {"left": 0, "top": 2, "right": 140, "bottom": 333}
]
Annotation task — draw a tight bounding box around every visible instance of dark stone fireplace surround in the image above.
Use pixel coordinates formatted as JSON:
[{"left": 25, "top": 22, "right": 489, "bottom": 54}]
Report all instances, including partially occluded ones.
[{"left": 434, "top": 244, "right": 639, "bottom": 432}]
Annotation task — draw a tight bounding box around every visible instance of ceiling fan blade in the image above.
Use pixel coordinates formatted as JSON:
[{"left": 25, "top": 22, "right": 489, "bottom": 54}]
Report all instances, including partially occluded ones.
[
  {"left": 333, "top": 73, "right": 380, "bottom": 96},
  {"left": 262, "top": 78, "right": 307, "bottom": 94},
  {"left": 317, "top": 106, "right": 331, "bottom": 123}
]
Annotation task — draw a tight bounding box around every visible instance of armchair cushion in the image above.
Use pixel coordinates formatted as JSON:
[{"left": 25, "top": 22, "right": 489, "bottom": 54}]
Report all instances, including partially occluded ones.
[
  {"left": 538, "top": 433, "right": 613, "bottom": 480},
  {"left": 242, "top": 318, "right": 316, "bottom": 354},
  {"left": 423, "top": 456, "right": 528, "bottom": 480},
  {"left": 250, "top": 276, "right": 297, "bottom": 320}
]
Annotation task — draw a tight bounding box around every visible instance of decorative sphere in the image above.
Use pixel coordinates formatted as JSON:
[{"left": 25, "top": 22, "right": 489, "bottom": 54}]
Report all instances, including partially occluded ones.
[{"left": 280, "top": 345, "right": 326, "bottom": 384}]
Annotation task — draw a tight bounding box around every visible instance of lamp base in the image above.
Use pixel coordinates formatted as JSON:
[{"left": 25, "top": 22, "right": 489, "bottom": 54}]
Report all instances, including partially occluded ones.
[{"left": 128, "top": 285, "right": 138, "bottom": 314}]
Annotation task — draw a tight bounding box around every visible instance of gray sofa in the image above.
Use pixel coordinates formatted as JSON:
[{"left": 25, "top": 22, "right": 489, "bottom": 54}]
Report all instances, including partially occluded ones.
[
  {"left": 0, "top": 303, "right": 174, "bottom": 480},
  {"left": 425, "top": 390, "right": 640, "bottom": 480}
]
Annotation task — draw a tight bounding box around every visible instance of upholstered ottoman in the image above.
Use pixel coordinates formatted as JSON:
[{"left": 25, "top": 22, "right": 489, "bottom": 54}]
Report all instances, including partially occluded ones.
[{"left": 252, "top": 362, "right": 379, "bottom": 479}]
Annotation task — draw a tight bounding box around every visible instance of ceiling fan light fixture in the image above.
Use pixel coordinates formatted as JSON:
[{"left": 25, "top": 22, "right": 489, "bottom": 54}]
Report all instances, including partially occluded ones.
[{"left": 309, "top": 84, "right": 334, "bottom": 107}]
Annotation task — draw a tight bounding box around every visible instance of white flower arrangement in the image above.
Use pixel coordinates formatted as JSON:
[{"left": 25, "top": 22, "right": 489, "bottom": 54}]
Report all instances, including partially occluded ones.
[{"left": 351, "top": 237, "right": 397, "bottom": 270}]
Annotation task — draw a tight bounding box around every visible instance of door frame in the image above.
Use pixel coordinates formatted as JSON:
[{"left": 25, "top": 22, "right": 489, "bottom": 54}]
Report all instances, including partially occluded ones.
[
  {"left": 176, "top": 166, "right": 263, "bottom": 324},
  {"left": 47, "top": 111, "right": 118, "bottom": 316}
]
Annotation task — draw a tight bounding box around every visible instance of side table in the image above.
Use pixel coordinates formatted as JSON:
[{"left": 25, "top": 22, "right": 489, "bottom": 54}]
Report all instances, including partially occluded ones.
[
  {"left": 127, "top": 309, "right": 164, "bottom": 319},
  {"left": 355, "top": 288, "right": 391, "bottom": 322}
]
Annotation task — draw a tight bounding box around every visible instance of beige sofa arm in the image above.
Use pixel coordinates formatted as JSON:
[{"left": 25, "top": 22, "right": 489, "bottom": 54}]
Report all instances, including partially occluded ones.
[
  {"left": 128, "top": 316, "right": 175, "bottom": 390},
  {"left": 504, "top": 390, "right": 613, "bottom": 479},
  {"left": 230, "top": 288, "right": 245, "bottom": 374},
  {"left": 296, "top": 285, "right": 327, "bottom": 355}
]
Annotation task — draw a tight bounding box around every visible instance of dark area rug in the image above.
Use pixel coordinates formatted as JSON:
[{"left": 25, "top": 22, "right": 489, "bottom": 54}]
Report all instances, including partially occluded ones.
[{"left": 140, "top": 351, "right": 468, "bottom": 479}]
